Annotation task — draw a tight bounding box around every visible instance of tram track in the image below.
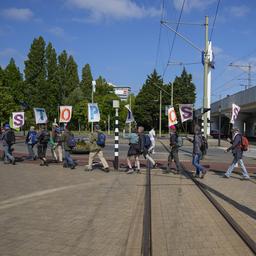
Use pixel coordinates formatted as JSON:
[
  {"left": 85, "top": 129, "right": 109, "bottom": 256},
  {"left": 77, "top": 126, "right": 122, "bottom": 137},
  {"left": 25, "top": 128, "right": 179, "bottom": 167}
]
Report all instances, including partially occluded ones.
[{"left": 158, "top": 141, "right": 256, "bottom": 255}]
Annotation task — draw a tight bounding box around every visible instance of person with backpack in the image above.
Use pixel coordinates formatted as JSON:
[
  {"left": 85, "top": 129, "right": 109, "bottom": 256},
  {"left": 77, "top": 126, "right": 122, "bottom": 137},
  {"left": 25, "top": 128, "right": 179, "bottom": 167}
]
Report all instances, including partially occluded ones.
[
  {"left": 1, "top": 123, "right": 16, "bottom": 165},
  {"left": 37, "top": 124, "right": 50, "bottom": 166},
  {"left": 85, "top": 124, "right": 109, "bottom": 172},
  {"left": 224, "top": 127, "right": 250, "bottom": 179},
  {"left": 138, "top": 126, "right": 157, "bottom": 168},
  {"left": 63, "top": 125, "right": 76, "bottom": 169},
  {"left": 25, "top": 126, "right": 38, "bottom": 160},
  {"left": 164, "top": 125, "right": 182, "bottom": 174},
  {"left": 51, "top": 123, "right": 63, "bottom": 163},
  {"left": 186, "top": 124, "right": 206, "bottom": 178},
  {"left": 123, "top": 127, "right": 141, "bottom": 174}
]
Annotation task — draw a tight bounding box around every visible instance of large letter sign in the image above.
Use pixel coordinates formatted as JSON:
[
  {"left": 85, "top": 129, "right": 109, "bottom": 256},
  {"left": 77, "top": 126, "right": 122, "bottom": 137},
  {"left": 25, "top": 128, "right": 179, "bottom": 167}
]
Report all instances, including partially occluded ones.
[
  {"left": 88, "top": 103, "right": 100, "bottom": 122},
  {"left": 34, "top": 108, "right": 48, "bottom": 124},
  {"left": 12, "top": 112, "right": 25, "bottom": 129},
  {"left": 59, "top": 106, "right": 72, "bottom": 123},
  {"left": 230, "top": 103, "right": 240, "bottom": 124},
  {"left": 179, "top": 104, "right": 193, "bottom": 122},
  {"left": 168, "top": 107, "right": 178, "bottom": 127}
]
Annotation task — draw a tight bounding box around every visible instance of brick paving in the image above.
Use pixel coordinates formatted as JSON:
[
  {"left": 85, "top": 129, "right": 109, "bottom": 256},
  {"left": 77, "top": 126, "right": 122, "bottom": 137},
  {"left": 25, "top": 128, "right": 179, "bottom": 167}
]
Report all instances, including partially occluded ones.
[{"left": 0, "top": 140, "right": 256, "bottom": 255}]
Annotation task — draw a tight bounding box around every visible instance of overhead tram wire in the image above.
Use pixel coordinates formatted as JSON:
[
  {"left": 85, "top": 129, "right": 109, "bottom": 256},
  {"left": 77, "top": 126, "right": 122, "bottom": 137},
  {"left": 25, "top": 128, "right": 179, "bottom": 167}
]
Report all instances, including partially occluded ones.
[
  {"left": 162, "top": 0, "right": 186, "bottom": 78},
  {"left": 155, "top": 0, "right": 165, "bottom": 70},
  {"left": 210, "top": 0, "right": 221, "bottom": 41}
]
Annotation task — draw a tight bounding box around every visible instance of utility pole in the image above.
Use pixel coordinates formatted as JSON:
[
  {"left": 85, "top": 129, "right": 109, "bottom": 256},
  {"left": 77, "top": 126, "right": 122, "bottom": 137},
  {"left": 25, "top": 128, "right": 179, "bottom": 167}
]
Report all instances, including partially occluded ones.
[
  {"left": 203, "top": 16, "right": 209, "bottom": 138},
  {"left": 91, "top": 81, "right": 96, "bottom": 132},
  {"left": 159, "top": 90, "right": 162, "bottom": 137}
]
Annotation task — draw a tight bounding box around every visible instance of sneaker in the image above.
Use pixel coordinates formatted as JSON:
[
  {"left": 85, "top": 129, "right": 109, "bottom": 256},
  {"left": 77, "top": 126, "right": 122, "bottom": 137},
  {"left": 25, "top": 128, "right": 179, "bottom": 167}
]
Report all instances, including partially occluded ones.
[
  {"left": 70, "top": 165, "right": 76, "bottom": 170},
  {"left": 136, "top": 169, "right": 141, "bottom": 174},
  {"left": 127, "top": 169, "right": 134, "bottom": 174},
  {"left": 223, "top": 174, "right": 229, "bottom": 178},
  {"left": 104, "top": 168, "right": 110, "bottom": 173},
  {"left": 11, "top": 159, "right": 16, "bottom": 165},
  {"left": 162, "top": 170, "right": 170, "bottom": 174},
  {"left": 153, "top": 163, "right": 158, "bottom": 169},
  {"left": 242, "top": 176, "right": 250, "bottom": 180},
  {"left": 201, "top": 169, "right": 207, "bottom": 179},
  {"left": 194, "top": 173, "right": 199, "bottom": 178}
]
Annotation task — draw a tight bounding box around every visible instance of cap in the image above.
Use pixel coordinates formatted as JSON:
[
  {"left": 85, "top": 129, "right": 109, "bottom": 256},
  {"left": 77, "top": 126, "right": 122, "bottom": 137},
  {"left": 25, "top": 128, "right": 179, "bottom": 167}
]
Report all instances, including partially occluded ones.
[
  {"left": 30, "top": 126, "right": 35, "bottom": 130},
  {"left": 170, "top": 125, "right": 176, "bottom": 130},
  {"left": 52, "top": 123, "right": 58, "bottom": 127},
  {"left": 94, "top": 124, "right": 100, "bottom": 130},
  {"left": 4, "top": 124, "right": 10, "bottom": 129}
]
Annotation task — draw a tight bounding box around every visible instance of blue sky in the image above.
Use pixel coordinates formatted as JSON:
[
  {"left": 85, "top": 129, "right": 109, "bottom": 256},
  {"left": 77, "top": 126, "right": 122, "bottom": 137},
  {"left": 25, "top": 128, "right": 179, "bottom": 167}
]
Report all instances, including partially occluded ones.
[{"left": 0, "top": 0, "right": 256, "bottom": 107}]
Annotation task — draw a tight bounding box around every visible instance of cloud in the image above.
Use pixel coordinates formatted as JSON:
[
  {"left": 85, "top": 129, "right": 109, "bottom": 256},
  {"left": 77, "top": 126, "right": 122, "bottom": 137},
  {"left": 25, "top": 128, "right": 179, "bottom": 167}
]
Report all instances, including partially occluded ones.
[
  {"left": 1, "top": 8, "right": 34, "bottom": 21},
  {"left": 48, "top": 26, "right": 65, "bottom": 37},
  {"left": 66, "top": 0, "right": 160, "bottom": 22},
  {"left": 229, "top": 5, "right": 250, "bottom": 17},
  {"left": 173, "top": 0, "right": 216, "bottom": 12}
]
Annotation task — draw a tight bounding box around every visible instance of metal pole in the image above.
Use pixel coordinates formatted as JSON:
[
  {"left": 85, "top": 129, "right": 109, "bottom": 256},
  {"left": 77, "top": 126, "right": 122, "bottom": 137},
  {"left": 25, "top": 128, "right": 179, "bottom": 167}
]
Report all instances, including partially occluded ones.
[
  {"left": 203, "top": 16, "right": 209, "bottom": 137},
  {"left": 129, "top": 94, "right": 132, "bottom": 133},
  {"left": 159, "top": 90, "right": 162, "bottom": 137},
  {"left": 171, "top": 84, "right": 174, "bottom": 107},
  {"left": 218, "top": 105, "right": 221, "bottom": 147},
  {"left": 114, "top": 108, "right": 119, "bottom": 170},
  {"left": 248, "top": 64, "right": 251, "bottom": 89}
]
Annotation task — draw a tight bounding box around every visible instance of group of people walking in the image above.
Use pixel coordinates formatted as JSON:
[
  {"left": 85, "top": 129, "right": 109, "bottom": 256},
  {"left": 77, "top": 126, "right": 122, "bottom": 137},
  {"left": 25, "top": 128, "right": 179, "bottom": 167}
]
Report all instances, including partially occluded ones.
[{"left": 0, "top": 122, "right": 252, "bottom": 180}]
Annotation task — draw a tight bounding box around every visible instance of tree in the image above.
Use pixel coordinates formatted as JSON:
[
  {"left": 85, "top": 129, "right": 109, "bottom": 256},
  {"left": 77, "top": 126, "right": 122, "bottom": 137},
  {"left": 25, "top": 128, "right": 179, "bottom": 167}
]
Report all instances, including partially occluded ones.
[
  {"left": 80, "top": 64, "right": 93, "bottom": 100},
  {"left": 24, "top": 36, "right": 46, "bottom": 109},
  {"left": 45, "top": 42, "right": 59, "bottom": 119},
  {"left": 134, "top": 69, "right": 168, "bottom": 130},
  {"left": 4, "top": 58, "right": 24, "bottom": 102},
  {"left": 56, "top": 50, "right": 68, "bottom": 105},
  {"left": 172, "top": 68, "right": 196, "bottom": 106},
  {"left": 66, "top": 55, "right": 79, "bottom": 95}
]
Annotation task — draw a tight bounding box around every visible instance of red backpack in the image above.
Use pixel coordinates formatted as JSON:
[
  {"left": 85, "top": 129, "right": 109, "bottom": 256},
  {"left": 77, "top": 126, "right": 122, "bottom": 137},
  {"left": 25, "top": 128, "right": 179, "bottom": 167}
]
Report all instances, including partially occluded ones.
[{"left": 241, "top": 136, "right": 249, "bottom": 151}]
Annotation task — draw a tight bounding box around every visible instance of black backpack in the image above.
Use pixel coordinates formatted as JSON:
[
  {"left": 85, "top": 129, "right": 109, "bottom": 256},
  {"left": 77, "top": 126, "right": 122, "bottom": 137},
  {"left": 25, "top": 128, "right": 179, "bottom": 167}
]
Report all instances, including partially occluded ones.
[
  {"left": 144, "top": 135, "right": 152, "bottom": 149},
  {"left": 6, "top": 130, "right": 16, "bottom": 145},
  {"left": 40, "top": 130, "right": 50, "bottom": 144},
  {"left": 200, "top": 136, "right": 208, "bottom": 154}
]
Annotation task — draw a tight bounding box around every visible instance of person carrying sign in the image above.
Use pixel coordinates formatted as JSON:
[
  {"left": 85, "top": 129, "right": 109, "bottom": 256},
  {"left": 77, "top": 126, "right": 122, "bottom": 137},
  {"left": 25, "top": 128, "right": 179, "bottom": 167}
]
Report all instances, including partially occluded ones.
[
  {"left": 63, "top": 125, "right": 76, "bottom": 169},
  {"left": 85, "top": 124, "right": 110, "bottom": 172},
  {"left": 224, "top": 127, "right": 250, "bottom": 180},
  {"left": 25, "top": 126, "right": 38, "bottom": 160},
  {"left": 37, "top": 124, "right": 50, "bottom": 166},
  {"left": 164, "top": 125, "right": 182, "bottom": 174}
]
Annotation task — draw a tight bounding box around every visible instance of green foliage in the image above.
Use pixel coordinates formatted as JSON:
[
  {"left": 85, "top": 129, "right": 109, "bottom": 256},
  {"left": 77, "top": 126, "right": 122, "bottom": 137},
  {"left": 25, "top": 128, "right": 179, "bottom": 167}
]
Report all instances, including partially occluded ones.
[{"left": 80, "top": 64, "right": 93, "bottom": 100}]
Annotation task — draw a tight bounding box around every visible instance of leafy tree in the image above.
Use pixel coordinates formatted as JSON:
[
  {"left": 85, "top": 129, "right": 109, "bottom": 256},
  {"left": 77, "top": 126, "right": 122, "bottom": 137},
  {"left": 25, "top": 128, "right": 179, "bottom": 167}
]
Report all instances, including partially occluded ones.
[
  {"left": 0, "top": 66, "right": 18, "bottom": 123},
  {"left": 134, "top": 69, "right": 168, "bottom": 130},
  {"left": 45, "top": 42, "right": 59, "bottom": 119},
  {"left": 80, "top": 64, "right": 93, "bottom": 100},
  {"left": 56, "top": 50, "right": 68, "bottom": 105},
  {"left": 24, "top": 36, "right": 46, "bottom": 108},
  {"left": 4, "top": 58, "right": 24, "bottom": 103},
  {"left": 66, "top": 55, "right": 79, "bottom": 95}
]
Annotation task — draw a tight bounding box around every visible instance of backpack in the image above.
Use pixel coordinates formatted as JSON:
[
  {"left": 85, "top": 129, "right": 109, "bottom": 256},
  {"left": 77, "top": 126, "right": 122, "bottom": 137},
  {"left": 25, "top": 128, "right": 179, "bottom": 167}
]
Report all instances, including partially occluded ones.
[
  {"left": 40, "top": 130, "right": 50, "bottom": 144},
  {"left": 144, "top": 135, "right": 152, "bottom": 149},
  {"left": 6, "top": 130, "right": 16, "bottom": 145},
  {"left": 29, "top": 131, "right": 38, "bottom": 145},
  {"left": 240, "top": 135, "right": 249, "bottom": 151},
  {"left": 67, "top": 134, "right": 76, "bottom": 149},
  {"left": 97, "top": 132, "right": 106, "bottom": 147},
  {"left": 200, "top": 136, "right": 208, "bottom": 154}
]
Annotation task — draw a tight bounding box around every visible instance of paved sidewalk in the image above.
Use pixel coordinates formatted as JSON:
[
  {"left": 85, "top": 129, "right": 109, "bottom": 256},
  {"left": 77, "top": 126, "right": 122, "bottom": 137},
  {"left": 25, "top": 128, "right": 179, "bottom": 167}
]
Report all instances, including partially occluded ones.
[{"left": 0, "top": 162, "right": 255, "bottom": 255}]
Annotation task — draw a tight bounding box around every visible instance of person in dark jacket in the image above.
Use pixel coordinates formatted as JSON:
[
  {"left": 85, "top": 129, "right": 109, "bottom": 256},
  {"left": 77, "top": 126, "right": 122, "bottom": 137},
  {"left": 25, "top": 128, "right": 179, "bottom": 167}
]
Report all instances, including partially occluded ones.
[
  {"left": 63, "top": 126, "right": 76, "bottom": 169},
  {"left": 224, "top": 128, "right": 250, "bottom": 179},
  {"left": 1, "top": 124, "right": 15, "bottom": 165},
  {"left": 186, "top": 124, "right": 206, "bottom": 178},
  {"left": 138, "top": 126, "right": 156, "bottom": 168},
  {"left": 164, "top": 125, "right": 182, "bottom": 174},
  {"left": 37, "top": 124, "right": 49, "bottom": 166}
]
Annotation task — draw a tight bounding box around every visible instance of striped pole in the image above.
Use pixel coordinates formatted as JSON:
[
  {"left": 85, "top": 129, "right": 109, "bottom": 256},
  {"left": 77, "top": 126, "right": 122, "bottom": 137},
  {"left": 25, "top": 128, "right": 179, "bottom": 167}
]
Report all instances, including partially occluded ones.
[{"left": 114, "top": 108, "right": 119, "bottom": 170}]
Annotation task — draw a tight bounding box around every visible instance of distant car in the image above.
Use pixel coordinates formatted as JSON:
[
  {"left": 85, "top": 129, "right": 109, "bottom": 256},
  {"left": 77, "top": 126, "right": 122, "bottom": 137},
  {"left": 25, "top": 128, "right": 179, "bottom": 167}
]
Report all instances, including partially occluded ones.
[{"left": 210, "top": 129, "right": 226, "bottom": 139}]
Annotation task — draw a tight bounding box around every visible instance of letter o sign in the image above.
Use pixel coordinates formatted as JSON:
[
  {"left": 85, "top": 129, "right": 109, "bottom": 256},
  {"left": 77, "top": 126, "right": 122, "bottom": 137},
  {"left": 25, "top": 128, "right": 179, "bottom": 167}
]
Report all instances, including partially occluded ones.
[
  {"left": 61, "top": 108, "right": 71, "bottom": 121},
  {"left": 169, "top": 109, "right": 177, "bottom": 123}
]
